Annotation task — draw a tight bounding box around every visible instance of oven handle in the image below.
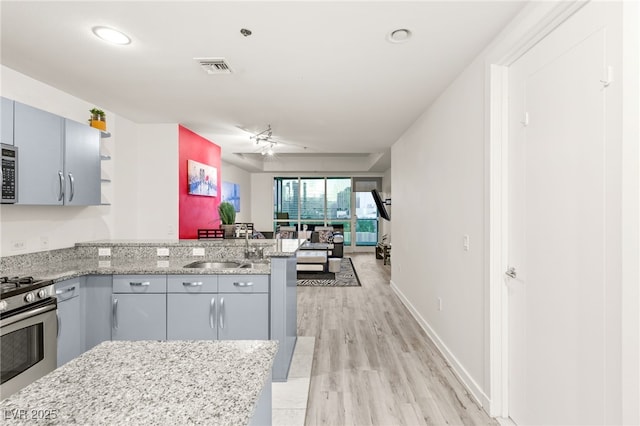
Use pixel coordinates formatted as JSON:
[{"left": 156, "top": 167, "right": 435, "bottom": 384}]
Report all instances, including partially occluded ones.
[{"left": 0, "top": 302, "right": 57, "bottom": 328}]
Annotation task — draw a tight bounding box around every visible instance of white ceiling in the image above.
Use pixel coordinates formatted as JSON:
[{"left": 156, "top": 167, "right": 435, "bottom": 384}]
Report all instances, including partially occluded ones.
[{"left": 0, "top": 1, "right": 526, "bottom": 172}]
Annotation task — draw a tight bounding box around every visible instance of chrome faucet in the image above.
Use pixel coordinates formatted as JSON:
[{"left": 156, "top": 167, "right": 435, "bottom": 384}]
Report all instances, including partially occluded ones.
[{"left": 242, "top": 224, "right": 257, "bottom": 259}]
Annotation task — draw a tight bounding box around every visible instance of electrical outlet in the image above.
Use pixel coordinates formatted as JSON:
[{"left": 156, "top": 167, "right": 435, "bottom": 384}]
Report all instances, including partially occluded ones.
[
  {"left": 438, "top": 297, "right": 443, "bottom": 311},
  {"left": 157, "top": 260, "right": 169, "bottom": 268},
  {"left": 40, "top": 236, "right": 49, "bottom": 249},
  {"left": 157, "top": 247, "right": 170, "bottom": 257},
  {"left": 98, "top": 247, "right": 111, "bottom": 257},
  {"left": 192, "top": 247, "right": 205, "bottom": 256},
  {"left": 11, "top": 240, "right": 26, "bottom": 251}
]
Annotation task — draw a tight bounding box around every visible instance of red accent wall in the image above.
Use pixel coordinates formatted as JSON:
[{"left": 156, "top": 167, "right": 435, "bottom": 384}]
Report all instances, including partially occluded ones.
[{"left": 178, "top": 125, "right": 222, "bottom": 239}]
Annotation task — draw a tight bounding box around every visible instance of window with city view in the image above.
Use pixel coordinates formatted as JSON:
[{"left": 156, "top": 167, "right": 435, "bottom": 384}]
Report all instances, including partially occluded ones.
[{"left": 273, "top": 177, "right": 379, "bottom": 247}]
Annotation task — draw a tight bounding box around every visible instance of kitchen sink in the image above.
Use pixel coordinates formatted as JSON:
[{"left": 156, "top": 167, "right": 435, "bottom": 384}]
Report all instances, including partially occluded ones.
[{"left": 183, "top": 261, "right": 243, "bottom": 269}]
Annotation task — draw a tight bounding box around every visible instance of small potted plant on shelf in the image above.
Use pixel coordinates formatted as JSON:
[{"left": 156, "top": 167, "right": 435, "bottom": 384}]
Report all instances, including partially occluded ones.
[
  {"left": 89, "top": 108, "right": 107, "bottom": 131},
  {"left": 218, "top": 201, "right": 236, "bottom": 238}
]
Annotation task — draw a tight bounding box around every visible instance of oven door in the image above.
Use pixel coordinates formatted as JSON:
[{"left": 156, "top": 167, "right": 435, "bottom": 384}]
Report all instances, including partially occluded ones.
[{"left": 0, "top": 299, "right": 57, "bottom": 400}]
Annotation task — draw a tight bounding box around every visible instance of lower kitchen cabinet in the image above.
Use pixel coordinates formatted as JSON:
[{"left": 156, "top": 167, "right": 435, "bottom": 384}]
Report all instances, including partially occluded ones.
[
  {"left": 111, "top": 294, "right": 166, "bottom": 341},
  {"left": 166, "top": 274, "right": 269, "bottom": 341},
  {"left": 217, "top": 293, "right": 269, "bottom": 340},
  {"left": 83, "top": 275, "right": 113, "bottom": 351},
  {"left": 55, "top": 278, "right": 83, "bottom": 367},
  {"left": 112, "top": 275, "right": 167, "bottom": 341}
]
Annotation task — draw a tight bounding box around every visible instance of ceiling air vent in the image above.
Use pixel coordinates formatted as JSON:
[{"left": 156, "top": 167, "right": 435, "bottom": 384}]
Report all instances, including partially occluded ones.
[{"left": 195, "top": 58, "right": 232, "bottom": 75}]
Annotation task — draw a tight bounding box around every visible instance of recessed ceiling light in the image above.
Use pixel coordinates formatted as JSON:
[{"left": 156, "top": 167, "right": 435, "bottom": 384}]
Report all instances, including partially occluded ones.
[
  {"left": 387, "top": 28, "right": 412, "bottom": 44},
  {"left": 92, "top": 26, "right": 131, "bottom": 45}
]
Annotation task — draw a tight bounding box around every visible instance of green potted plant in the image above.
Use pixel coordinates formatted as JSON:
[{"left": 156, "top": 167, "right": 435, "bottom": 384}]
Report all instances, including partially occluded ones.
[
  {"left": 218, "top": 201, "right": 236, "bottom": 238},
  {"left": 89, "top": 108, "right": 106, "bottom": 131}
]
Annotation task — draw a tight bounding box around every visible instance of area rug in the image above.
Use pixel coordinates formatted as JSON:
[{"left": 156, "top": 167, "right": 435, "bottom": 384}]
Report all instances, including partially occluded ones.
[{"left": 297, "top": 257, "right": 361, "bottom": 287}]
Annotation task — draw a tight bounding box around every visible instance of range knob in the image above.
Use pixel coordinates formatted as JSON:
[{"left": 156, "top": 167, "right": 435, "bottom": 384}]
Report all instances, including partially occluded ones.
[
  {"left": 0, "top": 300, "right": 7, "bottom": 312},
  {"left": 24, "top": 292, "right": 35, "bottom": 303},
  {"left": 37, "top": 289, "right": 47, "bottom": 299}
]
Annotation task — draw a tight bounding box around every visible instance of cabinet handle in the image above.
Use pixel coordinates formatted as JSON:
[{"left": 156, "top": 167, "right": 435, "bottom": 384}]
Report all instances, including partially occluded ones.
[
  {"left": 219, "top": 297, "right": 225, "bottom": 330},
  {"left": 56, "top": 312, "right": 60, "bottom": 338},
  {"left": 209, "top": 297, "right": 216, "bottom": 329},
  {"left": 68, "top": 172, "right": 75, "bottom": 202},
  {"left": 129, "top": 282, "right": 150, "bottom": 286},
  {"left": 112, "top": 298, "right": 118, "bottom": 330},
  {"left": 57, "top": 171, "right": 65, "bottom": 201},
  {"left": 233, "top": 281, "right": 253, "bottom": 287},
  {"left": 55, "top": 286, "right": 76, "bottom": 296},
  {"left": 182, "top": 281, "right": 203, "bottom": 287}
]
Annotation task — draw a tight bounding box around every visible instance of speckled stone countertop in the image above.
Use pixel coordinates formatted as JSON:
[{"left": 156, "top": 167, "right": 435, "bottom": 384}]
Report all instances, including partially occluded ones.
[
  {"left": 1, "top": 239, "right": 306, "bottom": 281},
  {"left": 0, "top": 340, "right": 278, "bottom": 425}
]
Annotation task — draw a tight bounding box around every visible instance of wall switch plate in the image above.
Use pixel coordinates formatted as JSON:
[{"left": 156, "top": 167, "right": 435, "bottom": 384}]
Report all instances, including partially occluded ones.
[
  {"left": 98, "top": 247, "right": 111, "bottom": 257},
  {"left": 192, "top": 247, "right": 205, "bottom": 256},
  {"left": 438, "top": 297, "right": 443, "bottom": 311},
  {"left": 463, "top": 234, "right": 470, "bottom": 251},
  {"left": 157, "top": 248, "right": 170, "bottom": 257}
]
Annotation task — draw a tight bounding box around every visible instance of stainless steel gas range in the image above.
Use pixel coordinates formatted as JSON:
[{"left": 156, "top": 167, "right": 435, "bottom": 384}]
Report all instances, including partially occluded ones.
[{"left": 0, "top": 276, "right": 57, "bottom": 400}]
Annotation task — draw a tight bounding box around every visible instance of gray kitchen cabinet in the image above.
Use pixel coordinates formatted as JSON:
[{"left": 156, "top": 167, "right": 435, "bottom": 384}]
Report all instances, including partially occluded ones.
[
  {"left": 83, "top": 275, "right": 113, "bottom": 351},
  {"left": 1, "top": 97, "right": 14, "bottom": 145},
  {"left": 13, "top": 102, "right": 100, "bottom": 205},
  {"left": 167, "top": 274, "right": 218, "bottom": 340},
  {"left": 112, "top": 275, "right": 167, "bottom": 341},
  {"left": 167, "top": 274, "right": 268, "bottom": 341},
  {"left": 64, "top": 118, "right": 100, "bottom": 205},
  {"left": 217, "top": 293, "right": 269, "bottom": 340},
  {"left": 55, "top": 278, "right": 83, "bottom": 367},
  {"left": 14, "top": 102, "right": 64, "bottom": 205}
]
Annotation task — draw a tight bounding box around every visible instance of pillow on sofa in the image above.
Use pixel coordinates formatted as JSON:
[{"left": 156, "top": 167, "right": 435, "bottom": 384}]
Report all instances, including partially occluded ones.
[{"left": 318, "top": 230, "right": 334, "bottom": 243}]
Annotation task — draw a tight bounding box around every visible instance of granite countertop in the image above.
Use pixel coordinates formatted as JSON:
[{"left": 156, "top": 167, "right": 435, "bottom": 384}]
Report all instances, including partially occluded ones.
[
  {"left": 0, "top": 340, "right": 278, "bottom": 425},
  {"left": 2, "top": 239, "right": 306, "bottom": 281}
]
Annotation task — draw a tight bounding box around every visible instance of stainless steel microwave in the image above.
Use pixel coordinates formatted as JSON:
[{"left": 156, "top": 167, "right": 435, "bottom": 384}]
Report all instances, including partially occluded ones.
[{"left": 1, "top": 143, "right": 17, "bottom": 204}]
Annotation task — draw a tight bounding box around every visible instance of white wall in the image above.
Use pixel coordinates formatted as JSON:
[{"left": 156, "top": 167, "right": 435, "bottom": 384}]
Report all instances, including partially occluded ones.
[
  {"left": 0, "top": 66, "right": 114, "bottom": 255},
  {"left": 391, "top": 55, "right": 487, "bottom": 399},
  {"left": 221, "top": 161, "right": 252, "bottom": 223}
]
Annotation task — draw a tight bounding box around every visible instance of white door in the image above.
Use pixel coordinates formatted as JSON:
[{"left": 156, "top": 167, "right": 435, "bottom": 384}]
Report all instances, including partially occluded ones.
[{"left": 507, "top": 2, "right": 621, "bottom": 424}]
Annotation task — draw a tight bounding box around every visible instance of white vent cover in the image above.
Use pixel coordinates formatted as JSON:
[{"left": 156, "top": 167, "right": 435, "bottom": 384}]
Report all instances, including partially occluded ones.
[{"left": 195, "top": 58, "right": 232, "bottom": 74}]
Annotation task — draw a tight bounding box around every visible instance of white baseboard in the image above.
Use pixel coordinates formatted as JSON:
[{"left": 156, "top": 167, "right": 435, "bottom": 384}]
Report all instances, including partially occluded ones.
[{"left": 389, "top": 280, "right": 491, "bottom": 410}]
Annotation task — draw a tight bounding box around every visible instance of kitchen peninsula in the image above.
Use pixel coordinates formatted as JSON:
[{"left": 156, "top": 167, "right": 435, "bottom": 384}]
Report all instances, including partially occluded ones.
[
  {"left": 0, "top": 340, "right": 278, "bottom": 425},
  {"left": 0, "top": 238, "right": 301, "bottom": 386}
]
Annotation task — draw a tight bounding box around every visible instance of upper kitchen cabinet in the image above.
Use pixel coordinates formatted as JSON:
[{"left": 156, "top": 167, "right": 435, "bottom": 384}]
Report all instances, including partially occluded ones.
[
  {"left": 14, "top": 102, "right": 100, "bottom": 205},
  {"left": 64, "top": 118, "right": 100, "bottom": 205},
  {"left": 1, "top": 97, "right": 14, "bottom": 145}
]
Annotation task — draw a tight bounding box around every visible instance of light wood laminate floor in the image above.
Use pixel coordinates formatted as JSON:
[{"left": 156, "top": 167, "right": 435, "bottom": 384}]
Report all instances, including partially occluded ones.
[{"left": 298, "top": 253, "right": 496, "bottom": 426}]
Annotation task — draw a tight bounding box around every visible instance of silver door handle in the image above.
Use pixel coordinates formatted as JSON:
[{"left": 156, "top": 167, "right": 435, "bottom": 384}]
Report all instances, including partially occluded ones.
[
  {"left": 209, "top": 297, "right": 216, "bottom": 329},
  {"left": 112, "top": 298, "right": 118, "bottom": 330},
  {"left": 233, "top": 282, "right": 253, "bottom": 287},
  {"left": 56, "top": 312, "right": 60, "bottom": 338},
  {"left": 57, "top": 171, "right": 65, "bottom": 201},
  {"left": 68, "top": 172, "right": 75, "bottom": 202},
  {"left": 129, "top": 281, "right": 150, "bottom": 286},
  {"left": 505, "top": 267, "right": 517, "bottom": 279},
  {"left": 219, "top": 297, "right": 224, "bottom": 330},
  {"left": 55, "top": 286, "right": 76, "bottom": 296},
  {"left": 182, "top": 281, "right": 203, "bottom": 287}
]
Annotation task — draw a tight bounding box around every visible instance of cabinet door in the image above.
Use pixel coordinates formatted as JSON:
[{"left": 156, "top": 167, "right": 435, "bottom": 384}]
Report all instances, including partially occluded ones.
[
  {"left": 218, "top": 293, "right": 268, "bottom": 340},
  {"left": 55, "top": 279, "right": 82, "bottom": 367},
  {"left": 64, "top": 119, "right": 100, "bottom": 205},
  {"left": 84, "top": 275, "right": 113, "bottom": 351},
  {"left": 1, "top": 97, "right": 14, "bottom": 145},
  {"left": 167, "top": 293, "right": 217, "bottom": 340},
  {"left": 111, "top": 294, "right": 166, "bottom": 341},
  {"left": 14, "top": 102, "right": 64, "bottom": 205}
]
